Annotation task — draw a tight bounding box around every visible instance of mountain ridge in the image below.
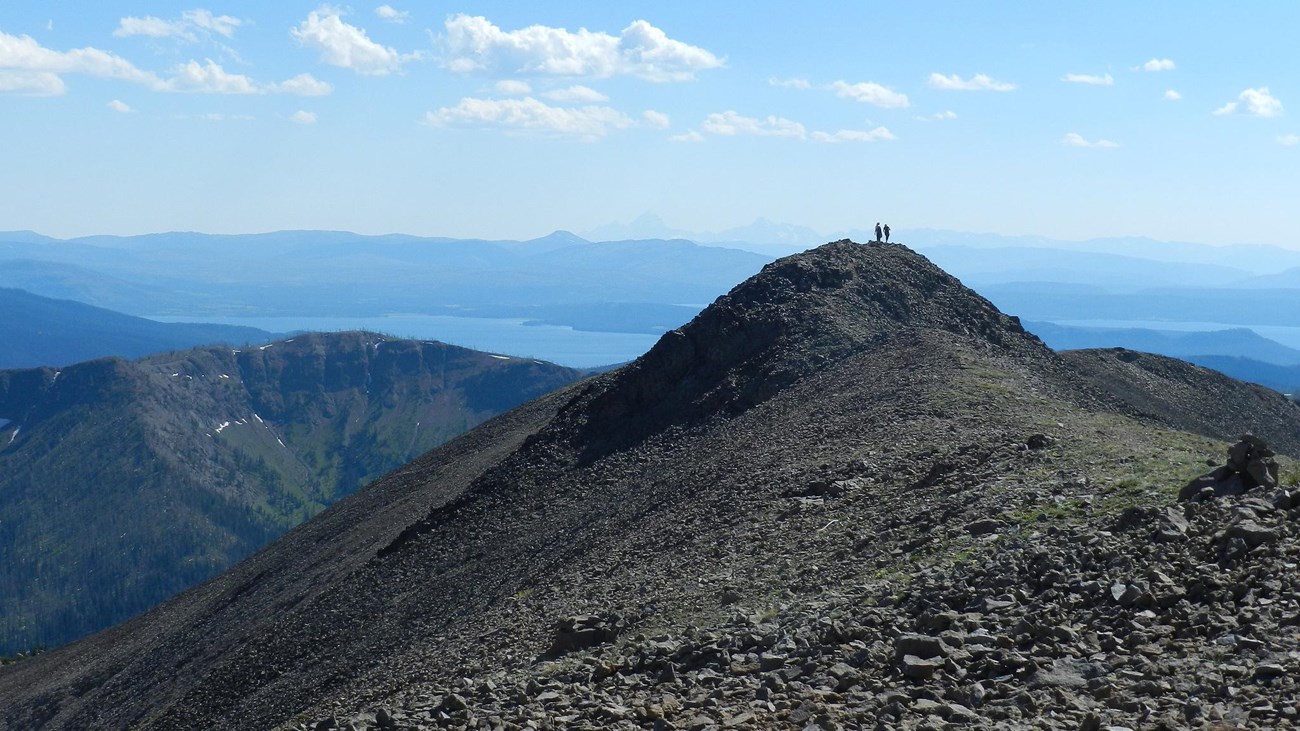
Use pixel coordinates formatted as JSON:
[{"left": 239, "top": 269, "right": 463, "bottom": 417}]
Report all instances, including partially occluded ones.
[
  {"left": 2, "top": 241, "right": 1297, "bottom": 730},
  {"left": 0, "top": 331, "right": 585, "bottom": 655},
  {"left": 0, "top": 287, "right": 276, "bottom": 369}
]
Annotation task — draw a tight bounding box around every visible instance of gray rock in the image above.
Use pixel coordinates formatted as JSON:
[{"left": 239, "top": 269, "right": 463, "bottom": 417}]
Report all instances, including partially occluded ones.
[
  {"left": 1226, "top": 520, "right": 1278, "bottom": 548},
  {"left": 894, "top": 634, "right": 947, "bottom": 661},
  {"left": 964, "top": 518, "right": 1005, "bottom": 536},
  {"left": 901, "top": 654, "right": 941, "bottom": 680},
  {"left": 549, "top": 615, "right": 617, "bottom": 655}
]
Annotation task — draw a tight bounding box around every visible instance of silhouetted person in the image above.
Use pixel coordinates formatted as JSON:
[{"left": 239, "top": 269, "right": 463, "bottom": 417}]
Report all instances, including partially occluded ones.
[
  {"left": 883, "top": 224, "right": 891, "bottom": 243},
  {"left": 874, "top": 223, "right": 882, "bottom": 242}
]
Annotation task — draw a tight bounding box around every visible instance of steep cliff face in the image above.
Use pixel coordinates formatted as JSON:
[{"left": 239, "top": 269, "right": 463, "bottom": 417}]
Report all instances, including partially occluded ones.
[{"left": 0, "top": 332, "right": 585, "bottom": 656}]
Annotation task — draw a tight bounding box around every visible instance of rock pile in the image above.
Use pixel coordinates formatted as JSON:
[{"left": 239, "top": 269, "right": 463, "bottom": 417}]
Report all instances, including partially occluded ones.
[
  {"left": 1181, "top": 435, "right": 1281, "bottom": 501},
  {"left": 301, "top": 483, "right": 1300, "bottom": 731}
]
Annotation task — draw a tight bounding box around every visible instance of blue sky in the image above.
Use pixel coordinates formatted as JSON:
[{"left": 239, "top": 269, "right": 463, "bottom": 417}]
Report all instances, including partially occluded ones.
[{"left": 2, "top": 2, "right": 1298, "bottom": 246}]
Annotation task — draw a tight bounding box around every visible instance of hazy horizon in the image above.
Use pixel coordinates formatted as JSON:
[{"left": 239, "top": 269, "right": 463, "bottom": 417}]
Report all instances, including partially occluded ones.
[{"left": 3, "top": 4, "right": 1298, "bottom": 247}]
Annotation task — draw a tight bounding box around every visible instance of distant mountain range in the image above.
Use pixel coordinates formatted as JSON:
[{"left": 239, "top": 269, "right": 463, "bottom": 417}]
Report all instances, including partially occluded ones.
[
  {"left": 0, "top": 332, "right": 585, "bottom": 655},
  {"left": 0, "top": 231, "right": 771, "bottom": 328},
  {"left": 1025, "top": 320, "right": 1300, "bottom": 366},
  {"left": 6, "top": 225, "right": 1300, "bottom": 367},
  {"left": 0, "top": 288, "right": 276, "bottom": 369}
]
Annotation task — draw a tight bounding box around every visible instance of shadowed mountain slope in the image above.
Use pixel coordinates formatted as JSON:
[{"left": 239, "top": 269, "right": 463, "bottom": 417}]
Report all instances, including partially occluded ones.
[
  {"left": 0, "top": 332, "right": 583, "bottom": 656},
  {"left": 1061, "top": 348, "right": 1300, "bottom": 456},
  {"left": 2, "top": 242, "right": 1297, "bottom": 730},
  {"left": 0, "top": 287, "right": 274, "bottom": 369}
]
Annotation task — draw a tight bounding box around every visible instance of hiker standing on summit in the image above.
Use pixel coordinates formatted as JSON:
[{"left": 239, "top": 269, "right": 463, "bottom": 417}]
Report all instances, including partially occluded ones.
[
  {"left": 875, "top": 222, "right": 882, "bottom": 242},
  {"left": 884, "top": 224, "right": 891, "bottom": 243}
]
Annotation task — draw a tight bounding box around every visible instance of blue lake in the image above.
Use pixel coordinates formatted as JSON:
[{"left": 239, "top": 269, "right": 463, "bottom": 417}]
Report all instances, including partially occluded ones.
[{"left": 151, "top": 314, "right": 662, "bottom": 369}]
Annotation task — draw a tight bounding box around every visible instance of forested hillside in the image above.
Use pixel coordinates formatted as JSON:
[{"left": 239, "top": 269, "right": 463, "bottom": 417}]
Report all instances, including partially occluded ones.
[{"left": 0, "top": 332, "right": 585, "bottom": 654}]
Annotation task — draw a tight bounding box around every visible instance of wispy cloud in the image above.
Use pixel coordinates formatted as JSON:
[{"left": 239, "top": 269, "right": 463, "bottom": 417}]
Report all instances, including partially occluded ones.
[
  {"left": 1063, "top": 72, "right": 1113, "bottom": 86},
  {"left": 271, "top": 73, "right": 333, "bottom": 96},
  {"left": 769, "top": 77, "right": 811, "bottom": 89},
  {"left": 1142, "top": 58, "right": 1176, "bottom": 72},
  {"left": 292, "top": 6, "right": 407, "bottom": 76},
  {"left": 642, "top": 109, "right": 670, "bottom": 129},
  {"left": 915, "top": 110, "right": 957, "bottom": 122},
  {"left": 0, "top": 30, "right": 162, "bottom": 91},
  {"left": 494, "top": 79, "right": 531, "bottom": 95},
  {"left": 669, "top": 129, "right": 704, "bottom": 142},
  {"left": 108, "top": 99, "right": 134, "bottom": 112},
  {"left": 0, "top": 70, "right": 65, "bottom": 96},
  {"left": 375, "top": 5, "right": 409, "bottom": 24},
  {"left": 1, "top": 30, "right": 329, "bottom": 97},
  {"left": 114, "top": 10, "right": 241, "bottom": 42},
  {"left": 424, "top": 96, "right": 634, "bottom": 140},
  {"left": 829, "top": 80, "right": 909, "bottom": 108},
  {"left": 811, "top": 127, "right": 895, "bottom": 143},
  {"left": 441, "top": 14, "right": 723, "bottom": 82},
  {"left": 1213, "top": 87, "right": 1283, "bottom": 118},
  {"left": 291, "top": 110, "right": 317, "bottom": 124},
  {"left": 1278, "top": 134, "right": 1300, "bottom": 147},
  {"left": 1062, "top": 132, "right": 1119, "bottom": 148},
  {"left": 1164, "top": 89, "right": 1181, "bottom": 101},
  {"left": 928, "top": 73, "right": 1016, "bottom": 92},
  {"left": 541, "top": 85, "right": 608, "bottom": 103},
  {"left": 701, "top": 110, "right": 805, "bottom": 138},
  {"left": 157, "top": 59, "right": 259, "bottom": 94}
]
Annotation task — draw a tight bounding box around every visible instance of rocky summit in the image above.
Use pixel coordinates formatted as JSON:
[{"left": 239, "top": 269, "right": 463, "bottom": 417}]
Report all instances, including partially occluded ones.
[{"left": 2, "top": 240, "right": 1298, "bottom": 730}]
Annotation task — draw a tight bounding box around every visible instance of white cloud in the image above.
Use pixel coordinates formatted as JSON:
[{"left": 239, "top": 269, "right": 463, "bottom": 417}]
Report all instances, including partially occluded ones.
[
  {"left": 1164, "top": 89, "right": 1182, "bottom": 101},
  {"left": 541, "top": 84, "right": 608, "bottom": 102},
  {"left": 928, "top": 73, "right": 1016, "bottom": 92},
  {"left": 1240, "top": 87, "right": 1283, "bottom": 117},
  {"left": 292, "top": 6, "right": 404, "bottom": 76},
  {"left": 1278, "top": 134, "right": 1300, "bottom": 147},
  {"left": 669, "top": 129, "right": 704, "bottom": 142},
  {"left": 1214, "top": 87, "right": 1284, "bottom": 118},
  {"left": 291, "top": 110, "right": 318, "bottom": 124},
  {"left": 1063, "top": 72, "right": 1113, "bottom": 86},
  {"left": 0, "top": 30, "right": 162, "bottom": 89},
  {"left": 114, "top": 16, "right": 193, "bottom": 41},
  {"left": 441, "top": 14, "right": 723, "bottom": 82},
  {"left": 108, "top": 99, "right": 134, "bottom": 112},
  {"left": 424, "top": 96, "right": 634, "bottom": 140},
  {"left": 769, "top": 77, "right": 811, "bottom": 89},
  {"left": 915, "top": 110, "right": 957, "bottom": 122},
  {"left": 114, "top": 10, "right": 241, "bottom": 42},
  {"left": 494, "top": 79, "right": 531, "bottom": 95},
  {"left": 811, "top": 127, "right": 895, "bottom": 143},
  {"left": 642, "top": 109, "right": 670, "bottom": 129},
  {"left": 701, "top": 110, "right": 805, "bottom": 138},
  {"left": 1062, "top": 132, "right": 1119, "bottom": 149},
  {"left": 0, "top": 70, "right": 66, "bottom": 96},
  {"left": 182, "top": 10, "right": 241, "bottom": 38},
  {"left": 271, "top": 73, "right": 333, "bottom": 96},
  {"left": 159, "top": 59, "right": 258, "bottom": 94},
  {"left": 1, "top": 30, "right": 327, "bottom": 97},
  {"left": 829, "top": 80, "right": 909, "bottom": 108},
  {"left": 375, "top": 5, "right": 410, "bottom": 24},
  {"left": 1143, "top": 58, "right": 1176, "bottom": 72}
]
